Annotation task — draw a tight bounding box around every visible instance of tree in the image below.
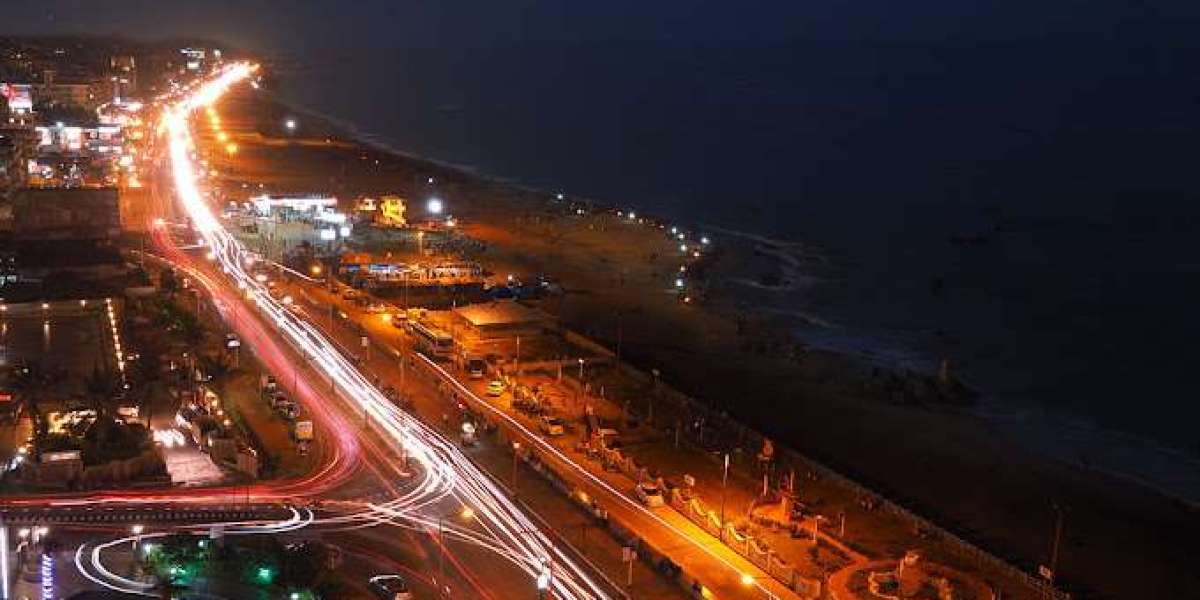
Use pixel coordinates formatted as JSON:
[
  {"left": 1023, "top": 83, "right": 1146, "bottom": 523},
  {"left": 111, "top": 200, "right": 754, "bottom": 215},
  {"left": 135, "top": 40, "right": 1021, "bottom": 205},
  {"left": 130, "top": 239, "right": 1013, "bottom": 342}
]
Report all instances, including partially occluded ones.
[
  {"left": 199, "top": 352, "right": 235, "bottom": 383},
  {"left": 12, "top": 361, "right": 51, "bottom": 442},
  {"left": 84, "top": 362, "right": 119, "bottom": 415}
]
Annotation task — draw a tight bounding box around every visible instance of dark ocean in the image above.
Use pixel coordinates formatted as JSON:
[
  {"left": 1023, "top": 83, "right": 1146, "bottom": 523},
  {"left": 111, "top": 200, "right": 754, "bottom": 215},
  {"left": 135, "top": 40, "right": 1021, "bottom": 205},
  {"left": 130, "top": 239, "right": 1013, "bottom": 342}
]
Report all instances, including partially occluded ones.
[{"left": 278, "top": 42, "right": 1200, "bottom": 500}]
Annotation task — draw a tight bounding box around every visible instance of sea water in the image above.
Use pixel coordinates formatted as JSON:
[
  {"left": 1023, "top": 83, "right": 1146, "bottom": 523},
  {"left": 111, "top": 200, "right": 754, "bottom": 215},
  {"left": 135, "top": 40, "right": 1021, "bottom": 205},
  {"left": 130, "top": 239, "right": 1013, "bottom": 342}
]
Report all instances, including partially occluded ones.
[{"left": 279, "top": 42, "right": 1200, "bottom": 500}]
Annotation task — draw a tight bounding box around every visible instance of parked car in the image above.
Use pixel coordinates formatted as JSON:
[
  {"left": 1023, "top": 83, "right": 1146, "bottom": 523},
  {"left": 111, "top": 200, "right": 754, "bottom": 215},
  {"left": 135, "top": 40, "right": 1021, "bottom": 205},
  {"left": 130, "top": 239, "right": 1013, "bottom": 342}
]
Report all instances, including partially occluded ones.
[
  {"left": 368, "top": 574, "right": 413, "bottom": 600},
  {"left": 389, "top": 312, "right": 408, "bottom": 328},
  {"left": 276, "top": 400, "right": 299, "bottom": 420},
  {"left": 538, "top": 415, "right": 565, "bottom": 436},
  {"left": 635, "top": 481, "right": 666, "bottom": 508},
  {"left": 466, "top": 357, "right": 486, "bottom": 379},
  {"left": 486, "top": 380, "right": 505, "bottom": 397}
]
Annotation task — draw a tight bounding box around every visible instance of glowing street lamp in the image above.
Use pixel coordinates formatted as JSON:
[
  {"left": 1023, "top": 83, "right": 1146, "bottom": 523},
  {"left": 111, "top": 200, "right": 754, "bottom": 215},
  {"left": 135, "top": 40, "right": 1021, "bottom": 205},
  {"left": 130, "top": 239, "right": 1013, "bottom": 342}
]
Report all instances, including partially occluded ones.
[
  {"left": 426, "top": 197, "right": 444, "bottom": 215},
  {"left": 131, "top": 524, "right": 145, "bottom": 551},
  {"left": 284, "top": 118, "right": 297, "bottom": 131},
  {"left": 536, "top": 557, "right": 552, "bottom": 598}
]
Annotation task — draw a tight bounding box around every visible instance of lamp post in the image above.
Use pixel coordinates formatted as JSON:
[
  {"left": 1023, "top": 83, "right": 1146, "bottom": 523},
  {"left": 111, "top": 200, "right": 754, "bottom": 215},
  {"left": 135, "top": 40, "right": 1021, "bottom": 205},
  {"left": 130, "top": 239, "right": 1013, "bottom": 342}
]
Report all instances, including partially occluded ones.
[
  {"left": 1045, "top": 502, "right": 1067, "bottom": 598},
  {"left": 576, "top": 358, "right": 585, "bottom": 418},
  {"left": 514, "top": 336, "right": 521, "bottom": 386},
  {"left": 511, "top": 441, "right": 521, "bottom": 494},
  {"left": 536, "top": 556, "right": 552, "bottom": 600},
  {"left": 438, "top": 516, "right": 445, "bottom": 595},
  {"left": 437, "top": 506, "right": 475, "bottom": 598},
  {"left": 649, "top": 368, "right": 660, "bottom": 425},
  {"left": 130, "top": 525, "right": 144, "bottom": 553},
  {"left": 720, "top": 453, "right": 730, "bottom": 540}
]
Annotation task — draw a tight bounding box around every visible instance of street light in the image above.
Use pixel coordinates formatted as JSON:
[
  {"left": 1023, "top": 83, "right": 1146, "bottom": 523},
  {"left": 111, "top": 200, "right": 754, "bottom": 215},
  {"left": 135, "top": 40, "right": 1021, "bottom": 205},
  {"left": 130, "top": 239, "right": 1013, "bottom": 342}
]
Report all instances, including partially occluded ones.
[
  {"left": 536, "top": 556, "right": 553, "bottom": 599},
  {"left": 511, "top": 441, "right": 521, "bottom": 493},
  {"left": 427, "top": 197, "right": 444, "bottom": 215},
  {"left": 437, "top": 506, "right": 476, "bottom": 598},
  {"left": 285, "top": 118, "right": 297, "bottom": 132},
  {"left": 720, "top": 453, "right": 730, "bottom": 539},
  {"left": 576, "top": 358, "right": 586, "bottom": 414}
]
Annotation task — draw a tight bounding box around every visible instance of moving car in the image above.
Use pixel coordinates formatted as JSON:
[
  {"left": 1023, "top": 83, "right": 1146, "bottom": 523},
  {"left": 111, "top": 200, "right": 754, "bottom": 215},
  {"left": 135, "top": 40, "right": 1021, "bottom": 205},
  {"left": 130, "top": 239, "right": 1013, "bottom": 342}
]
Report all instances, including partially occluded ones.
[
  {"left": 635, "top": 481, "right": 666, "bottom": 508},
  {"left": 538, "top": 415, "right": 565, "bottom": 436},
  {"left": 368, "top": 574, "right": 413, "bottom": 600},
  {"left": 486, "top": 380, "right": 505, "bottom": 397}
]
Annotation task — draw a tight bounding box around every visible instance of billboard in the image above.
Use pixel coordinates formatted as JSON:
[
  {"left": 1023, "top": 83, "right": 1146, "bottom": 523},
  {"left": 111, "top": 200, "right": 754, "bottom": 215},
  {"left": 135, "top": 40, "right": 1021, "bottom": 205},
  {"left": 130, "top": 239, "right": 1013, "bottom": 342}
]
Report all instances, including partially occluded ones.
[{"left": 0, "top": 83, "right": 33, "bottom": 112}]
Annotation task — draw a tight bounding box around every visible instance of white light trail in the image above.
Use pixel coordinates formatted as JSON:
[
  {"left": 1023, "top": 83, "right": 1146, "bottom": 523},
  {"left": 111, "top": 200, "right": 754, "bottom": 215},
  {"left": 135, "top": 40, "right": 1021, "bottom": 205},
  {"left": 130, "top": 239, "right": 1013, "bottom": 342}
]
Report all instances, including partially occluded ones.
[{"left": 163, "top": 64, "right": 609, "bottom": 600}]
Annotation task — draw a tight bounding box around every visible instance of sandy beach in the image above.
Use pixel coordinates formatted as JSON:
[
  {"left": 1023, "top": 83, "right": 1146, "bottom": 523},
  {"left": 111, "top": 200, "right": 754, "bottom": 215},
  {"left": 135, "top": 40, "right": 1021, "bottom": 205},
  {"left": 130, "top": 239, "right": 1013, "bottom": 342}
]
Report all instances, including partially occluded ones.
[{"left": 205, "top": 83, "right": 1198, "bottom": 599}]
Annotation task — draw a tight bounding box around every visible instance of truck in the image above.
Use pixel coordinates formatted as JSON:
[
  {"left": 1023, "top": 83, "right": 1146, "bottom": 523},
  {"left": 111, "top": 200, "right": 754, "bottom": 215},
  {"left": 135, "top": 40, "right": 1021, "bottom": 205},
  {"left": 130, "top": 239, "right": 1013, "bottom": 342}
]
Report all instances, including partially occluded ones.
[{"left": 294, "top": 420, "right": 314, "bottom": 442}]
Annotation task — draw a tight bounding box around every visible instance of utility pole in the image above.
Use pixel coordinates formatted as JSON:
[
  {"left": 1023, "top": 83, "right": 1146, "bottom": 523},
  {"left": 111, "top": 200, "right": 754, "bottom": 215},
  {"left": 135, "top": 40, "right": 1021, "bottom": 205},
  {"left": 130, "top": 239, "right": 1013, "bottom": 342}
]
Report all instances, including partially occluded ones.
[
  {"left": 649, "top": 368, "right": 659, "bottom": 426},
  {"left": 511, "top": 441, "right": 521, "bottom": 495},
  {"left": 720, "top": 452, "right": 729, "bottom": 540},
  {"left": 615, "top": 310, "right": 623, "bottom": 365},
  {"left": 438, "top": 517, "right": 445, "bottom": 596},
  {"left": 1046, "top": 502, "right": 1067, "bottom": 598}
]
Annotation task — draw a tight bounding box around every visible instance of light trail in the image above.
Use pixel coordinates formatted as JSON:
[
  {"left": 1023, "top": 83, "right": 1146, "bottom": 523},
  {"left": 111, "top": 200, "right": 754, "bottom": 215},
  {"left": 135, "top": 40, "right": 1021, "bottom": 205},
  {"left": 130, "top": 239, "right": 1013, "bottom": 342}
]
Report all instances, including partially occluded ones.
[
  {"left": 162, "top": 64, "right": 610, "bottom": 599},
  {"left": 75, "top": 507, "right": 315, "bottom": 596}
]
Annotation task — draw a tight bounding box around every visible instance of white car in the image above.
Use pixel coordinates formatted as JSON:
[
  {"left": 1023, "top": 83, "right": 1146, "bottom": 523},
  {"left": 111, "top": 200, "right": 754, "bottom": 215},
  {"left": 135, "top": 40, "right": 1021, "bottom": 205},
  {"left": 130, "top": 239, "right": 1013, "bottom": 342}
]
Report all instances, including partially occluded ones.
[
  {"left": 368, "top": 574, "right": 413, "bottom": 600},
  {"left": 538, "top": 416, "right": 565, "bottom": 436},
  {"left": 486, "top": 380, "right": 505, "bottom": 397},
  {"left": 635, "top": 481, "right": 666, "bottom": 508}
]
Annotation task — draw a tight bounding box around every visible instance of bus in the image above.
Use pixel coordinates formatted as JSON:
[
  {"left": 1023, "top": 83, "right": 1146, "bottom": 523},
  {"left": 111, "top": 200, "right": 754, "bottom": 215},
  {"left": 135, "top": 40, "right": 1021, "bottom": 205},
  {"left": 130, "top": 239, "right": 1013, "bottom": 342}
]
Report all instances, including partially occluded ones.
[{"left": 411, "top": 322, "right": 454, "bottom": 359}]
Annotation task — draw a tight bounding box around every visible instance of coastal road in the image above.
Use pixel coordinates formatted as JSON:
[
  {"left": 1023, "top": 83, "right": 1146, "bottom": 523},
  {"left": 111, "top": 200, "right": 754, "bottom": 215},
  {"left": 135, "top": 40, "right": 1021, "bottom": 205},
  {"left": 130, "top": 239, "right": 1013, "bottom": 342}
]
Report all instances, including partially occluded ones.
[
  {"left": 280, "top": 277, "right": 806, "bottom": 600},
  {"left": 0, "top": 65, "right": 616, "bottom": 600},
  {"left": 156, "top": 63, "right": 623, "bottom": 599}
]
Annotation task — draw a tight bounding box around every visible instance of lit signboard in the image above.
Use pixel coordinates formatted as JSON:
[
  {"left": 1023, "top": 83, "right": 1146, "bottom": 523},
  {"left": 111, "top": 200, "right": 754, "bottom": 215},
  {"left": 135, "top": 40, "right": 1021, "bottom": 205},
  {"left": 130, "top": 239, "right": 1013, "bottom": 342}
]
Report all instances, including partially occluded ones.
[{"left": 0, "top": 83, "right": 33, "bottom": 112}]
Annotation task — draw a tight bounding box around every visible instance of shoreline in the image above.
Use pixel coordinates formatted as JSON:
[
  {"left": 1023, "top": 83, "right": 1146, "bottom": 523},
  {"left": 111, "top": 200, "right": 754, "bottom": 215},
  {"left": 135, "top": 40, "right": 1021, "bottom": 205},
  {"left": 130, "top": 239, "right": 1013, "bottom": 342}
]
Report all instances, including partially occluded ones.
[
  {"left": 270, "top": 80, "right": 1200, "bottom": 505},
  {"left": 270, "top": 79, "right": 1200, "bottom": 505},
  {"left": 222, "top": 81, "right": 1199, "bottom": 599}
]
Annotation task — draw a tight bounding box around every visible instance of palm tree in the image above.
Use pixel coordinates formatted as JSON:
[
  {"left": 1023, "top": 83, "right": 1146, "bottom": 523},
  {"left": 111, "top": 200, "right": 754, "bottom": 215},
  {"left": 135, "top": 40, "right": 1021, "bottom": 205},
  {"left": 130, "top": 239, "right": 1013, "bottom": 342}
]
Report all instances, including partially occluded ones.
[
  {"left": 12, "top": 361, "right": 51, "bottom": 455},
  {"left": 84, "top": 362, "right": 119, "bottom": 416}
]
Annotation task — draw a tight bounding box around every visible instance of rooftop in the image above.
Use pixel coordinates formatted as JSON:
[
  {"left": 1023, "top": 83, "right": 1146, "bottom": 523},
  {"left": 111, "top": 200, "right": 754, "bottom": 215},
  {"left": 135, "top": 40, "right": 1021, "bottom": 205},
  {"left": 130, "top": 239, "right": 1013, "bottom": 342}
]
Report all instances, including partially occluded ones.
[{"left": 453, "top": 301, "right": 551, "bottom": 328}]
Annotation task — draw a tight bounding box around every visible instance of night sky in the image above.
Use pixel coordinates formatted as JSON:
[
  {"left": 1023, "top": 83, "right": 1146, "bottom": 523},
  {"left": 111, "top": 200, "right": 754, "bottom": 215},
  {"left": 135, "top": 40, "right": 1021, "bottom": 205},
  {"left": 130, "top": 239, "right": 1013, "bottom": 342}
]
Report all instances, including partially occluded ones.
[{"left": 3, "top": 0, "right": 1200, "bottom": 53}]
